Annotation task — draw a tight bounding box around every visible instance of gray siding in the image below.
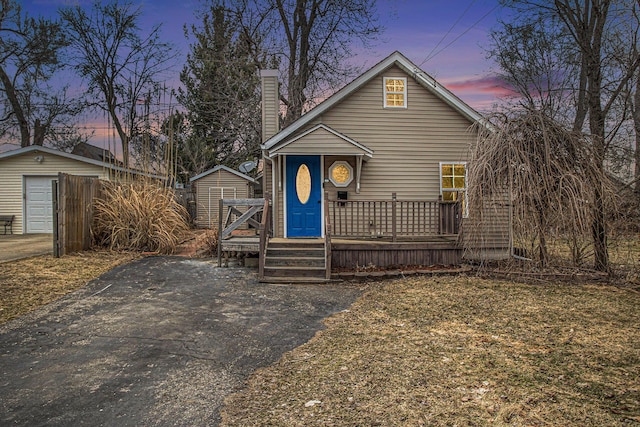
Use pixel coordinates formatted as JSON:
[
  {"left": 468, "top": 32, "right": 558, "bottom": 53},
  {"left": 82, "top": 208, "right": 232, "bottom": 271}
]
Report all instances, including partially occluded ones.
[
  {"left": 268, "top": 64, "right": 509, "bottom": 251},
  {"left": 320, "top": 66, "right": 473, "bottom": 201},
  {"left": 193, "top": 170, "right": 253, "bottom": 229},
  {"left": 261, "top": 70, "right": 279, "bottom": 143}
]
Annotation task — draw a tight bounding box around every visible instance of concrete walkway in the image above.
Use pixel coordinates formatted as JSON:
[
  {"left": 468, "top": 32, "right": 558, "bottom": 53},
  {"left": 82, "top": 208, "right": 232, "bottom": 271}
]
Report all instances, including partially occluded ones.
[
  {"left": 0, "top": 256, "right": 362, "bottom": 426},
  {"left": 0, "top": 233, "right": 53, "bottom": 263}
]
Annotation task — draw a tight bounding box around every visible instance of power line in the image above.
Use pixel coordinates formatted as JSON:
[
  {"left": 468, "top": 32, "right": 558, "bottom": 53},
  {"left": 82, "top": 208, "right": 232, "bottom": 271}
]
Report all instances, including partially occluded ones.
[
  {"left": 421, "top": 0, "right": 477, "bottom": 67},
  {"left": 421, "top": 3, "right": 501, "bottom": 66}
]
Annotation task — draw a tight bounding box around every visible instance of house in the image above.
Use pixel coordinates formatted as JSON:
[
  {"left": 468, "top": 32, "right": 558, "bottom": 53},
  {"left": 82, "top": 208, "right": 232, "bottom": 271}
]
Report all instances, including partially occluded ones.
[
  {"left": 190, "top": 165, "right": 258, "bottom": 229},
  {"left": 71, "top": 142, "right": 121, "bottom": 165},
  {"left": 0, "top": 145, "right": 140, "bottom": 234},
  {"left": 257, "top": 51, "right": 510, "bottom": 281}
]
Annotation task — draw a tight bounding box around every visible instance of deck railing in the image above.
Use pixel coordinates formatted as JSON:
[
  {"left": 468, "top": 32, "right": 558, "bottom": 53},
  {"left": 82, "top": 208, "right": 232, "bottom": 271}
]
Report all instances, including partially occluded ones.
[{"left": 327, "top": 193, "right": 460, "bottom": 241}]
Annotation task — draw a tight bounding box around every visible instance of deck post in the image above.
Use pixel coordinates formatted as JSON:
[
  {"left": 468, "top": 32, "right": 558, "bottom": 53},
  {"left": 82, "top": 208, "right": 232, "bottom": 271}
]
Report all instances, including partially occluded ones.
[
  {"left": 392, "top": 192, "right": 397, "bottom": 242},
  {"left": 218, "top": 198, "right": 223, "bottom": 267},
  {"left": 259, "top": 193, "right": 271, "bottom": 279},
  {"left": 324, "top": 192, "right": 332, "bottom": 280}
]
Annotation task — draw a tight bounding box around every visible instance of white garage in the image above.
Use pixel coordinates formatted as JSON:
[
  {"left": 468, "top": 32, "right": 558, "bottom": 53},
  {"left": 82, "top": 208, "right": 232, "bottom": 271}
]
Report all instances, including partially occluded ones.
[
  {"left": 0, "top": 145, "right": 126, "bottom": 234},
  {"left": 25, "top": 176, "right": 57, "bottom": 233}
]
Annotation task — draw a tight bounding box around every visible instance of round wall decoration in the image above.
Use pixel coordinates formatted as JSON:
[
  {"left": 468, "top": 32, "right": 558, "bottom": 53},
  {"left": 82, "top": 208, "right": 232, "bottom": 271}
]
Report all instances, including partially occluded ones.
[{"left": 329, "top": 161, "right": 353, "bottom": 187}]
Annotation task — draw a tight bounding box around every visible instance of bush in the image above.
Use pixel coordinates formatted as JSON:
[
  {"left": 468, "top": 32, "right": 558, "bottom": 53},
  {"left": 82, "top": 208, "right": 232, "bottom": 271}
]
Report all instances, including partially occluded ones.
[
  {"left": 195, "top": 228, "right": 219, "bottom": 256},
  {"left": 93, "top": 180, "right": 191, "bottom": 254}
]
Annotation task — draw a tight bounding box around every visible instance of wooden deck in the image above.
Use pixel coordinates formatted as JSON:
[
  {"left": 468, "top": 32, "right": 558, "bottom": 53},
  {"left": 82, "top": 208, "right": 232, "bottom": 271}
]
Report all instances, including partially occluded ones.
[
  {"left": 219, "top": 236, "right": 461, "bottom": 270},
  {"left": 220, "top": 235, "right": 260, "bottom": 252},
  {"left": 216, "top": 196, "right": 463, "bottom": 280}
]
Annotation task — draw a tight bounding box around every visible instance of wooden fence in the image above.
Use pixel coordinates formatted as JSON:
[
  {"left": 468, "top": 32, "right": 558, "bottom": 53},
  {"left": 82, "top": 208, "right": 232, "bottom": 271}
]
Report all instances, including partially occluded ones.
[{"left": 54, "top": 173, "right": 103, "bottom": 257}]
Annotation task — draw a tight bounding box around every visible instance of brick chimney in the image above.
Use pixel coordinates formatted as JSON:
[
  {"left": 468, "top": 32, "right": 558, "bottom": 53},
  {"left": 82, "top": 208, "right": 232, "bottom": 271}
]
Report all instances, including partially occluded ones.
[{"left": 260, "top": 69, "right": 279, "bottom": 142}]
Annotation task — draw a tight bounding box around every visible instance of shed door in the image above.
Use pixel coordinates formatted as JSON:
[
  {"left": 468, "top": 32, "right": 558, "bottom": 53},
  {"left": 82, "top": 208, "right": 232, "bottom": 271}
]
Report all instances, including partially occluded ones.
[
  {"left": 25, "top": 176, "right": 56, "bottom": 233},
  {"left": 286, "top": 155, "right": 322, "bottom": 237}
]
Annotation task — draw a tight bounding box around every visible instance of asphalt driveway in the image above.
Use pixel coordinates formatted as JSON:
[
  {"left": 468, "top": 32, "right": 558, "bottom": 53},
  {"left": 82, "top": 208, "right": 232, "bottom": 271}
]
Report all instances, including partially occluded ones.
[{"left": 0, "top": 256, "right": 362, "bottom": 426}]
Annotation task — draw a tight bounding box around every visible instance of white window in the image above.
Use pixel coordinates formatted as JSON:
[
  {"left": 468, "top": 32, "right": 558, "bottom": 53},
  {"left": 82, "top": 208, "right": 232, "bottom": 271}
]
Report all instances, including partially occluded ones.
[
  {"left": 383, "top": 77, "right": 407, "bottom": 108},
  {"left": 439, "top": 162, "right": 467, "bottom": 217}
]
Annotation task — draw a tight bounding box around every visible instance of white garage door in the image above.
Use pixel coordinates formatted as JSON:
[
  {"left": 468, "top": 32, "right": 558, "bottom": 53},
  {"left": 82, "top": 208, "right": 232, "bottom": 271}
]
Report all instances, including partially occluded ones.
[{"left": 25, "top": 176, "right": 56, "bottom": 234}]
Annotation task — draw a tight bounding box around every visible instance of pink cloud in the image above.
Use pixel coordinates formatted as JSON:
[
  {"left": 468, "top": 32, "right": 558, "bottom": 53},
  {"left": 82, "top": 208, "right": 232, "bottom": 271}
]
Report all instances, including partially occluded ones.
[
  {"left": 444, "top": 75, "right": 516, "bottom": 98},
  {"left": 434, "top": 74, "right": 519, "bottom": 111}
]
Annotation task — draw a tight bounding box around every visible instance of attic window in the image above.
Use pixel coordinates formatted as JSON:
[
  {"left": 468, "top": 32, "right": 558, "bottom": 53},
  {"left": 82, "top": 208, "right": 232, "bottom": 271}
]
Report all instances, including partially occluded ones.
[{"left": 384, "top": 77, "right": 407, "bottom": 108}]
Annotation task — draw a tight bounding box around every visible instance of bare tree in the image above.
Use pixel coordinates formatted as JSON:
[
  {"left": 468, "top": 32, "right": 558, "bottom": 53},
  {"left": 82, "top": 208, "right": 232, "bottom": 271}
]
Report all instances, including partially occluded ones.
[
  {"left": 634, "top": 69, "right": 640, "bottom": 196},
  {"left": 490, "top": 0, "right": 640, "bottom": 271},
  {"left": 60, "top": 0, "right": 175, "bottom": 168},
  {"left": 488, "top": 15, "right": 578, "bottom": 120},
  {"left": 0, "top": 0, "right": 80, "bottom": 147},
  {"left": 226, "top": 0, "right": 383, "bottom": 125}
]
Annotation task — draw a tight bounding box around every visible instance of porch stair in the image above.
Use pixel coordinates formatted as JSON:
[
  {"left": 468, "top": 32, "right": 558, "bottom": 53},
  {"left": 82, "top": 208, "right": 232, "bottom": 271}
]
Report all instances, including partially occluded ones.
[{"left": 261, "top": 239, "right": 329, "bottom": 283}]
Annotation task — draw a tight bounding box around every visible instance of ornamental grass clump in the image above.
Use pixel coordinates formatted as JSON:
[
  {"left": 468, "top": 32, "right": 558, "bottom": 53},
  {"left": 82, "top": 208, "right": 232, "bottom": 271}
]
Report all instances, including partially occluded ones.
[{"left": 93, "top": 180, "right": 190, "bottom": 254}]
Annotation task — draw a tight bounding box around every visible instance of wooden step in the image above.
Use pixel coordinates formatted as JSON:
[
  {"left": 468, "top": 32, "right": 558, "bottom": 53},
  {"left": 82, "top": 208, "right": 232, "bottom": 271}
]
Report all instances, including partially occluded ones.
[
  {"left": 263, "top": 265, "right": 326, "bottom": 278},
  {"left": 267, "top": 241, "right": 324, "bottom": 249},
  {"left": 265, "top": 255, "right": 325, "bottom": 267},
  {"left": 261, "top": 239, "right": 329, "bottom": 282},
  {"left": 266, "top": 247, "right": 325, "bottom": 257},
  {"left": 259, "top": 276, "right": 331, "bottom": 284}
]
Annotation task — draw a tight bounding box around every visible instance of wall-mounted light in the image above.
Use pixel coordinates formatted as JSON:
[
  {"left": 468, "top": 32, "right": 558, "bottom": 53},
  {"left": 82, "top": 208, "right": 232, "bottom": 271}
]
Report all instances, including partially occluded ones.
[{"left": 34, "top": 155, "right": 44, "bottom": 163}]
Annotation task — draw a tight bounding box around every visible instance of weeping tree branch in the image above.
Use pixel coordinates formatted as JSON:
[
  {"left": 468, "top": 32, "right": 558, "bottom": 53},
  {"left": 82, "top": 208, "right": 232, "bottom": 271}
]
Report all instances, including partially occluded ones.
[{"left": 466, "top": 110, "right": 617, "bottom": 269}]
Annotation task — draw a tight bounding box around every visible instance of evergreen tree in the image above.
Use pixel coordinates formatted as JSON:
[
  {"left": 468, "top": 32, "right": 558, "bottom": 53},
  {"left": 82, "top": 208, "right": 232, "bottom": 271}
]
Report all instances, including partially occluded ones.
[{"left": 178, "top": 4, "right": 263, "bottom": 177}]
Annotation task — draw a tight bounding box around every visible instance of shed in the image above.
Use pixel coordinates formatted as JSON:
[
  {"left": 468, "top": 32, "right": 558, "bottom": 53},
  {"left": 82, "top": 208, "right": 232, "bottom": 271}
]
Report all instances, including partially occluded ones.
[{"left": 190, "top": 165, "right": 258, "bottom": 229}]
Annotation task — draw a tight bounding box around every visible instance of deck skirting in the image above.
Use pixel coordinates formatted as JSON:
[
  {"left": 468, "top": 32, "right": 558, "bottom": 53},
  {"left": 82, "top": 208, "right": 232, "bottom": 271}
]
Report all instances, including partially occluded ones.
[{"left": 331, "top": 240, "right": 461, "bottom": 268}]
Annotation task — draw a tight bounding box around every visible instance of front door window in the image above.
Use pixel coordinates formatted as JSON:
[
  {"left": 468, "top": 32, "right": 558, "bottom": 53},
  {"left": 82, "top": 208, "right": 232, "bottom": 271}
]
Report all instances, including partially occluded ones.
[{"left": 296, "top": 164, "right": 311, "bottom": 204}]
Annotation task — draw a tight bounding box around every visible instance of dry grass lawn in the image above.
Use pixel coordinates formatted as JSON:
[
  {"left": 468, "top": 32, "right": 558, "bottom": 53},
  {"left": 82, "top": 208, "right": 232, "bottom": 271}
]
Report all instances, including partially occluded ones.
[
  {"left": 221, "top": 276, "right": 640, "bottom": 426},
  {"left": 0, "top": 251, "right": 140, "bottom": 324},
  {"left": 1, "top": 250, "right": 638, "bottom": 425}
]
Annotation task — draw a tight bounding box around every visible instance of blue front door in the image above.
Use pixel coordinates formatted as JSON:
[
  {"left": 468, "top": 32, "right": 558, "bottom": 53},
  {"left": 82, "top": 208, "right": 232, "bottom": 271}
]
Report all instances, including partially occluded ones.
[{"left": 286, "top": 155, "right": 322, "bottom": 237}]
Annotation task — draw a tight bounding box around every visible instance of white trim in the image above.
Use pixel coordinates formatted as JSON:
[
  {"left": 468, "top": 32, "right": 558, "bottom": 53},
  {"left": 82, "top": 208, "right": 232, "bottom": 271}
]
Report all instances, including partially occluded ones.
[
  {"left": 439, "top": 161, "right": 468, "bottom": 218},
  {"left": 383, "top": 76, "right": 407, "bottom": 108},
  {"left": 321, "top": 156, "right": 325, "bottom": 238},
  {"left": 262, "top": 51, "right": 486, "bottom": 152},
  {"left": 0, "top": 145, "right": 161, "bottom": 178},
  {"left": 260, "top": 69, "right": 279, "bottom": 78},
  {"left": 283, "top": 156, "right": 288, "bottom": 237},
  {"left": 22, "top": 175, "right": 57, "bottom": 234},
  {"left": 207, "top": 186, "right": 237, "bottom": 228},
  {"left": 268, "top": 124, "right": 373, "bottom": 158},
  {"left": 190, "top": 164, "right": 256, "bottom": 183}
]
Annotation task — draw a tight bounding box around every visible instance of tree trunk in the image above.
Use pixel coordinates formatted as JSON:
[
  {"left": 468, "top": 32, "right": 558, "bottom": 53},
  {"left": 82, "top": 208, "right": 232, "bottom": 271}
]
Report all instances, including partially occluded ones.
[
  {"left": 108, "top": 98, "right": 129, "bottom": 169},
  {"left": 33, "top": 119, "right": 45, "bottom": 146},
  {"left": 0, "top": 66, "right": 30, "bottom": 147},
  {"left": 634, "top": 68, "right": 640, "bottom": 199}
]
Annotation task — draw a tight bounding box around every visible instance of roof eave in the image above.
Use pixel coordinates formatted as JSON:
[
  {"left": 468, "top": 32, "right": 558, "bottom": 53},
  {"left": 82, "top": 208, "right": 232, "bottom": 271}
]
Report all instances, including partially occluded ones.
[{"left": 190, "top": 165, "right": 257, "bottom": 183}]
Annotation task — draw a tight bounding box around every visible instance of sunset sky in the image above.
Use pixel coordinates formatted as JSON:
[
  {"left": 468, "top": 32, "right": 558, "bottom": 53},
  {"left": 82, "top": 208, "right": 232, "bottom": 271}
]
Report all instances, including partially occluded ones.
[{"left": 10, "top": 0, "right": 510, "bottom": 150}]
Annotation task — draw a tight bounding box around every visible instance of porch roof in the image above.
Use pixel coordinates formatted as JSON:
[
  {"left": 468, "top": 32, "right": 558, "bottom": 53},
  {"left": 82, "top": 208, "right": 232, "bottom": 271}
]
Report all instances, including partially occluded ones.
[{"left": 266, "top": 124, "right": 374, "bottom": 159}]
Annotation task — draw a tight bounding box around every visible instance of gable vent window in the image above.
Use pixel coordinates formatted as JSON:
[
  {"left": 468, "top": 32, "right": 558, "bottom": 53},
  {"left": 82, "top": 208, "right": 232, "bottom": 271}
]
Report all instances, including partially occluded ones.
[{"left": 384, "top": 77, "right": 407, "bottom": 108}]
